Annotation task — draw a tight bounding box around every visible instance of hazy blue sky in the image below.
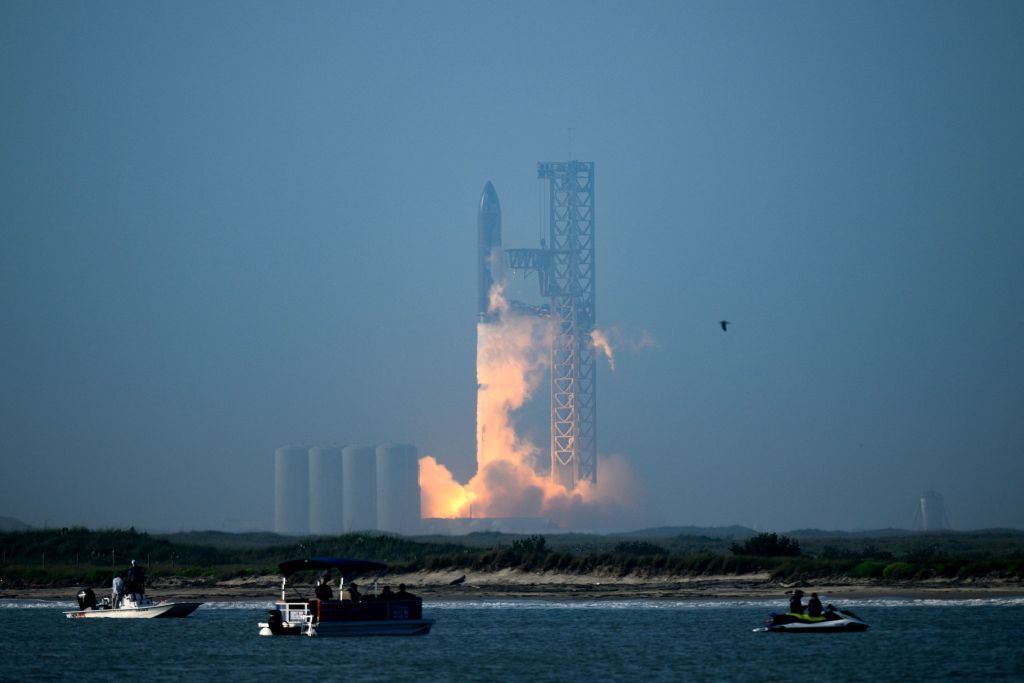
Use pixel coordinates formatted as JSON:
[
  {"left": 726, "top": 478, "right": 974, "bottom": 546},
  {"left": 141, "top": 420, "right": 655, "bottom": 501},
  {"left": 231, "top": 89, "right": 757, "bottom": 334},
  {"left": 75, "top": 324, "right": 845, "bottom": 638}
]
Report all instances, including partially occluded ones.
[{"left": 2, "top": 0, "right": 1022, "bottom": 532}]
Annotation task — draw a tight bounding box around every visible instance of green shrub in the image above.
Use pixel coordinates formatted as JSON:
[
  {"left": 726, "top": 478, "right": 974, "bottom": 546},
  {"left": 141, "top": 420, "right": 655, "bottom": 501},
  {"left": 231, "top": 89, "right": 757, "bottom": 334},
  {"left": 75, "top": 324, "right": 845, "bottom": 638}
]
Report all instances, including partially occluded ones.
[
  {"left": 883, "top": 562, "right": 915, "bottom": 580},
  {"left": 853, "top": 560, "right": 887, "bottom": 578},
  {"left": 729, "top": 532, "right": 801, "bottom": 557},
  {"left": 511, "top": 535, "right": 548, "bottom": 555},
  {"left": 860, "top": 545, "right": 894, "bottom": 560},
  {"left": 82, "top": 569, "right": 112, "bottom": 585},
  {"left": 613, "top": 541, "right": 668, "bottom": 556},
  {"left": 176, "top": 567, "right": 208, "bottom": 578}
]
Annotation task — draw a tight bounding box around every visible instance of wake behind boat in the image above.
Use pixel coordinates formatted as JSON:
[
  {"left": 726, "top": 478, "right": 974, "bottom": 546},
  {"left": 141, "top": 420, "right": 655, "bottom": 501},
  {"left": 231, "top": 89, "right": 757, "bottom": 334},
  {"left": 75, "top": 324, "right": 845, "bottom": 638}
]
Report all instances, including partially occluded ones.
[
  {"left": 258, "top": 556, "right": 433, "bottom": 637},
  {"left": 64, "top": 588, "right": 202, "bottom": 619}
]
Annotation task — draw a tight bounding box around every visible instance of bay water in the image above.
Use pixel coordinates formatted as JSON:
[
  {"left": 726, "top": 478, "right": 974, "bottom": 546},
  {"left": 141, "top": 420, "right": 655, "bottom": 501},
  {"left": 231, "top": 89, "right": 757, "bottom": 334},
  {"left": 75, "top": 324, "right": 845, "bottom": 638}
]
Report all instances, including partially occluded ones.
[{"left": 2, "top": 597, "right": 1022, "bottom": 681}]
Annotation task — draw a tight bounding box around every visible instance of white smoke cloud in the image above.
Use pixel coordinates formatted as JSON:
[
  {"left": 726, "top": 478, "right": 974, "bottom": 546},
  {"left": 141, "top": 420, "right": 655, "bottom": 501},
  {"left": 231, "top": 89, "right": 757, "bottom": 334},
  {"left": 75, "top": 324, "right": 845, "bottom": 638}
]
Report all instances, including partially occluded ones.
[
  {"left": 591, "top": 328, "right": 615, "bottom": 370},
  {"left": 419, "top": 285, "right": 651, "bottom": 530}
]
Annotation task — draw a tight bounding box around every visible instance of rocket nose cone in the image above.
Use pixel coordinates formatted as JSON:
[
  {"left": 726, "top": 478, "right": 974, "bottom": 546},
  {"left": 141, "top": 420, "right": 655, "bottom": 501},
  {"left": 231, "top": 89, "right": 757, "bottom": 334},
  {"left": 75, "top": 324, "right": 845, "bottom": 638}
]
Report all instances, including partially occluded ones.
[{"left": 479, "top": 181, "right": 500, "bottom": 215}]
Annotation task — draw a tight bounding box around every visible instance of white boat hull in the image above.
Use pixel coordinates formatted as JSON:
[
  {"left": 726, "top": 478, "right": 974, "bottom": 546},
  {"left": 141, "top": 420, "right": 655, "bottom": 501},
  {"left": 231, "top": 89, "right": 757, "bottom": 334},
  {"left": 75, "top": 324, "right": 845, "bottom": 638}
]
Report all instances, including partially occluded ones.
[
  {"left": 65, "top": 601, "right": 202, "bottom": 619},
  {"left": 755, "top": 608, "right": 869, "bottom": 632},
  {"left": 258, "top": 618, "right": 434, "bottom": 637}
]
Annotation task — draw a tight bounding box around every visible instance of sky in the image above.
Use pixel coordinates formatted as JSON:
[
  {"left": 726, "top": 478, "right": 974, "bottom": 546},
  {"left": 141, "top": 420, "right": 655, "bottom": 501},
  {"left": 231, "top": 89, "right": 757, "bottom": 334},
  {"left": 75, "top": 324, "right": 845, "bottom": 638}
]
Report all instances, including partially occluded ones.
[{"left": 2, "top": 0, "right": 1022, "bottom": 533}]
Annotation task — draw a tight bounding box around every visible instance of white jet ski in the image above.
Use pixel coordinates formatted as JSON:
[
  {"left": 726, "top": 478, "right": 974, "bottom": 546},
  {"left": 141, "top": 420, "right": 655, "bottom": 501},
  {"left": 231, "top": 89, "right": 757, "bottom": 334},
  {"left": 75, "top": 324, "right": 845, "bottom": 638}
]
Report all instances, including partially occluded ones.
[{"left": 754, "top": 606, "right": 869, "bottom": 633}]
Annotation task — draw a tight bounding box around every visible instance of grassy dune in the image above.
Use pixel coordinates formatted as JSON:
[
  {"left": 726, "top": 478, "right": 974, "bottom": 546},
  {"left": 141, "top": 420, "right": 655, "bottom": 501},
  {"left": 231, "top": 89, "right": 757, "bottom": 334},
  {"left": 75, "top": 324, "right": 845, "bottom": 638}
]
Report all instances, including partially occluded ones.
[{"left": 1, "top": 527, "right": 1022, "bottom": 588}]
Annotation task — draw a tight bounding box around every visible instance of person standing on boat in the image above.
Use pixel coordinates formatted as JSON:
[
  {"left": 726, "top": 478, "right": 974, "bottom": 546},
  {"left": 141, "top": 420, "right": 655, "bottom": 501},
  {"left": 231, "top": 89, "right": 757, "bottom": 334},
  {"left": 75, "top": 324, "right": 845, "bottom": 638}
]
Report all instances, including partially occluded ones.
[
  {"left": 315, "top": 576, "right": 333, "bottom": 601},
  {"left": 112, "top": 575, "right": 125, "bottom": 608},
  {"left": 126, "top": 560, "right": 146, "bottom": 601},
  {"left": 788, "top": 589, "right": 805, "bottom": 614},
  {"left": 342, "top": 581, "right": 361, "bottom": 603}
]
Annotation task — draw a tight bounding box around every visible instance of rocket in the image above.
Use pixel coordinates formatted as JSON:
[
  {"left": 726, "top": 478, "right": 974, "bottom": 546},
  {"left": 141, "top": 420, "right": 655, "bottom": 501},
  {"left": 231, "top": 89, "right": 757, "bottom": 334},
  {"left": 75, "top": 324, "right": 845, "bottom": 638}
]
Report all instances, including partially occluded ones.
[{"left": 477, "top": 181, "right": 502, "bottom": 322}]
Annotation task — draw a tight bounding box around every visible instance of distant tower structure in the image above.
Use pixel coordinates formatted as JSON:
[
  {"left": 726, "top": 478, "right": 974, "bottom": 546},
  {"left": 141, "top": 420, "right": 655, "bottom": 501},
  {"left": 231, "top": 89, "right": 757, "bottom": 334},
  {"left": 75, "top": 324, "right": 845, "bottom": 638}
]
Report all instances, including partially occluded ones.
[
  {"left": 375, "top": 443, "right": 421, "bottom": 535},
  {"left": 914, "top": 490, "right": 950, "bottom": 531},
  {"left": 505, "top": 161, "right": 597, "bottom": 489},
  {"left": 308, "top": 446, "right": 343, "bottom": 535},
  {"left": 342, "top": 445, "right": 377, "bottom": 531},
  {"left": 274, "top": 445, "right": 309, "bottom": 535}
]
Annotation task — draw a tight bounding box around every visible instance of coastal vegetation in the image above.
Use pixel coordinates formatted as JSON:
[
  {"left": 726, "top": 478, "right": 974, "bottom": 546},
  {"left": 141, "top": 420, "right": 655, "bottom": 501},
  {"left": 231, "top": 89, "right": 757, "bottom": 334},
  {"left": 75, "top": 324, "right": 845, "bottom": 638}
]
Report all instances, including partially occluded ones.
[{"left": 1, "top": 527, "right": 1022, "bottom": 588}]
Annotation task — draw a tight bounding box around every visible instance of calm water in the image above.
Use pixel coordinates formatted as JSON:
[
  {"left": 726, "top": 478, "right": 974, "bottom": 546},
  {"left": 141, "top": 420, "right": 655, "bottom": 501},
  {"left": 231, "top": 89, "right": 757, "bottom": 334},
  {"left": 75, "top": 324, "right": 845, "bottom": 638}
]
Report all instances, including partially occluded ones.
[{"left": 2, "top": 597, "right": 1023, "bottom": 681}]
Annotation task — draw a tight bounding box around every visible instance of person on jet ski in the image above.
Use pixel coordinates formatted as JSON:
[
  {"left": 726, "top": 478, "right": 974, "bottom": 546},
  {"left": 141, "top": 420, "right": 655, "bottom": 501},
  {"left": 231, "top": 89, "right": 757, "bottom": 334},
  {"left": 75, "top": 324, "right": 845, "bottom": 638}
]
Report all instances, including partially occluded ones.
[
  {"left": 807, "top": 592, "right": 823, "bottom": 617},
  {"left": 789, "top": 589, "right": 805, "bottom": 613}
]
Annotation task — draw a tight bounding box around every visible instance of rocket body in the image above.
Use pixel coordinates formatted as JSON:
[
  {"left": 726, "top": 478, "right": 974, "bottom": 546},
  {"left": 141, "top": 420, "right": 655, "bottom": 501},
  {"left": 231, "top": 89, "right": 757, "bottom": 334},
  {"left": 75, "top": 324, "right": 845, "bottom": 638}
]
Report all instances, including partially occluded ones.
[{"left": 477, "top": 181, "right": 502, "bottom": 322}]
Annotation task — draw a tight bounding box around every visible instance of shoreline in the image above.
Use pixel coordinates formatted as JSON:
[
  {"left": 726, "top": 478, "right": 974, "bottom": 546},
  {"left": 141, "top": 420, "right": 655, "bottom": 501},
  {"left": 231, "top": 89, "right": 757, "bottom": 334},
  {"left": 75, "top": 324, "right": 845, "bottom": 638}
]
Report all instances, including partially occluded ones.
[{"left": 4, "top": 570, "right": 1022, "bottom": 602}]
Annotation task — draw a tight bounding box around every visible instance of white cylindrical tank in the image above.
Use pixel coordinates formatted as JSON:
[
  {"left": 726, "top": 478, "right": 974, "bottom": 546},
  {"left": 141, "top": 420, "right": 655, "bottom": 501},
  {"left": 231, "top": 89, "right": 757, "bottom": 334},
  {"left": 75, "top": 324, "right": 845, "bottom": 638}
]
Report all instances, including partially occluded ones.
[
  {"left": 342, "top": 445, "right": 377, "bottom": 532},
  {"left": 376, "top": 443, "right": 421, "bottom": 535},
  {"left": 308, "top": 446, "right": 343, "bottom": 535},
  {"left": 274, "top": 445, "right": 309, "bottom": 535},
  {"left": 919, "top": 490, "right": 949, "bottom": 531}
]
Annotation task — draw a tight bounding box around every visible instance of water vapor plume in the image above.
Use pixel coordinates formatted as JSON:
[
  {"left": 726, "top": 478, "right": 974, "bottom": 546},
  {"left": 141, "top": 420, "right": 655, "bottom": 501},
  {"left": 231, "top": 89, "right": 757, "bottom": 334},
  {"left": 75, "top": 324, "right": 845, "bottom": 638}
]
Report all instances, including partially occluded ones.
[
  {"left": 591, "top": 328, "right": 616, "bottom": 371},
  {"left": 419, "top": 277, "right": 648, "bottom": 529}
]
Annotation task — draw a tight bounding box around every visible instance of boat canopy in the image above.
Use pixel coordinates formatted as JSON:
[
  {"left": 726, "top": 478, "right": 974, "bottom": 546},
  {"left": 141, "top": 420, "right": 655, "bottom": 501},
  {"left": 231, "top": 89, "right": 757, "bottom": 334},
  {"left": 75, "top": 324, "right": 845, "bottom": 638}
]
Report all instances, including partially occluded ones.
[{"left": 278, "top": 557, "right": 388, "bottom": 580}]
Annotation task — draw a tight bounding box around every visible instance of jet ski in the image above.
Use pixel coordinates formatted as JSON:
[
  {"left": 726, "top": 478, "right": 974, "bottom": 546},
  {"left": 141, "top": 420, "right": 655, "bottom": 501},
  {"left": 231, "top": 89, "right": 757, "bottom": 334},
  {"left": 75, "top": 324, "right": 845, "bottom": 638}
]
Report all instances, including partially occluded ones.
[{"left": 755, "top": 607, "right": 869, "bottom": 633}]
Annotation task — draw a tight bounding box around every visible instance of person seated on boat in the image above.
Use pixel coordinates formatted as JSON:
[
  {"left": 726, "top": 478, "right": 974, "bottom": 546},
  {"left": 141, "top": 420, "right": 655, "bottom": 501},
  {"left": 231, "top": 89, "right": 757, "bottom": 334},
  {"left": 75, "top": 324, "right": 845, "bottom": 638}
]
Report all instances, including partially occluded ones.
[
  {"left": 379, "top": 585, "right": 394, "bottom": 601},
  {"left": 395, "top": 583, "right": 415, "bottom": 600},
  {"left": 315, "top": 576, "right": 333, "bottom": 601},
  {"left": 112, "top": 575, "right": 125, "bottom": 608},
  {"left": 126, "top": 560, "right": 146, "bottom": 600},
  {"left": 788, "top": 589, "right": 805, "bottom": 614},
  {"left": 807, "top": 592, "right": 823, "bottom": 617},
  {"left": 341, "top": 581, "right": 361, "bottom": 603}
]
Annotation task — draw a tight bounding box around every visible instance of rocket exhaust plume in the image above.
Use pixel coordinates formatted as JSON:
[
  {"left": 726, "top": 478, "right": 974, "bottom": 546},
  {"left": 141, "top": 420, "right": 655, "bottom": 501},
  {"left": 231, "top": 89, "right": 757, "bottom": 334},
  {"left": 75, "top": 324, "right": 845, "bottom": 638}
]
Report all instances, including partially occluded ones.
[
  {"left": 591, "top": 329, "right": 616, "bottom": 371},
  {"left": 590, "top": 326, "right": 658, "bottom": 372},
  {"left": 418, "top": 182, "right": 648, "bottom": 530}
]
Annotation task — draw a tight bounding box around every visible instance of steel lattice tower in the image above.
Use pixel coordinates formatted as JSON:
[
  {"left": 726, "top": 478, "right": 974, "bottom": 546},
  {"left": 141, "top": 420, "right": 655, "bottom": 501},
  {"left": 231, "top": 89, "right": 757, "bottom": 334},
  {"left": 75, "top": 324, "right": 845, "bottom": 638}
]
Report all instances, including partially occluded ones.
[
  {"left": 541, "top": 161, "right": 596, "bottom": 489},
  {"left": 503, "top": 161, "right": 596, "bottom": 490}
]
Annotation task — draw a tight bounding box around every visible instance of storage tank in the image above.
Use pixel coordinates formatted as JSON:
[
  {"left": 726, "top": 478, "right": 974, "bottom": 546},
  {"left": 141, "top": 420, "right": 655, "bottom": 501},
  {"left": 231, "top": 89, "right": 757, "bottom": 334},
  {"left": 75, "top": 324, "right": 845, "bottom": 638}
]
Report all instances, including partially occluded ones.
[
  {"left": 342, "top": 445, "right": 377, "bottom": 531},
  {"left": 917, "top": 490, "right": 949, "bottom": 531},
  {"left": 376, "top": 443, "right": 421, "bottom": 535},
  {"left": 308, "top": 446, "right": 343, "bottom": 535},
  {"left": 274, "top": 445, "right": 309, "bottom": 535}
]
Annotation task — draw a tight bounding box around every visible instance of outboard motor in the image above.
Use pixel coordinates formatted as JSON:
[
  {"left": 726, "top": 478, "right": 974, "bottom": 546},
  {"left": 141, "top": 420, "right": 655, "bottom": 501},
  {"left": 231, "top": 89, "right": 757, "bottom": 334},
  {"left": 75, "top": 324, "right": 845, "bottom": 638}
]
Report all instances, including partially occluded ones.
[
  {"left": 267, "top": 608, "right": 285, "bottom": 635},
  {"left": 76, "top": 588, "right": 97, "bottom": 610}
]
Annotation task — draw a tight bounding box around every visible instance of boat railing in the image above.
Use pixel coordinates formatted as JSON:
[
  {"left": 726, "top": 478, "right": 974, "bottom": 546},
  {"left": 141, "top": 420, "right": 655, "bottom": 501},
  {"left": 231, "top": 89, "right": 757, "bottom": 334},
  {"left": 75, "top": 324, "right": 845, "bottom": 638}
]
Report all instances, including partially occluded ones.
[
  {"left": 311, "top": 598, "right": 423, "bottom": 621},
  {"left": 278, "top": 602, "right": 315, "bottom": 625},
  {"left": 276, "top": 596, "right": 424, "bottom": 624}
]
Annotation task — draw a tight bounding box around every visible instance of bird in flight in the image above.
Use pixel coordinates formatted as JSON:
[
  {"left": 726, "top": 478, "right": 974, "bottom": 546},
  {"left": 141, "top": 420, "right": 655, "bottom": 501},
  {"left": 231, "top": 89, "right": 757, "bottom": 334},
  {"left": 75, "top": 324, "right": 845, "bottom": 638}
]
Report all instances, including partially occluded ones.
[{"left": 719, "top": 320, "right": 730, "bottom": 331}]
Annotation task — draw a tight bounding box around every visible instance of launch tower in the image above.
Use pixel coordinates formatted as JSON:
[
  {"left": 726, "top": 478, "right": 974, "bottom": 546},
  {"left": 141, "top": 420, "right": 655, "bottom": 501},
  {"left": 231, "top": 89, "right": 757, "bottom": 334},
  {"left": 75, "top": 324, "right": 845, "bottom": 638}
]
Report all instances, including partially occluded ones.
[{"left": 505, "top": 161, "right": 596, "bottom": 489}]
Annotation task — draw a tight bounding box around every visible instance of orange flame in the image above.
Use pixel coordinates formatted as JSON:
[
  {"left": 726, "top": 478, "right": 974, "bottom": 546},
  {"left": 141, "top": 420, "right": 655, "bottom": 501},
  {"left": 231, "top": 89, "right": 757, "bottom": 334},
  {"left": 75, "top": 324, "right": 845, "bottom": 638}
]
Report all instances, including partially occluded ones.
[{"left": 419, "top": 284, "right": 647, "bottom": 529}]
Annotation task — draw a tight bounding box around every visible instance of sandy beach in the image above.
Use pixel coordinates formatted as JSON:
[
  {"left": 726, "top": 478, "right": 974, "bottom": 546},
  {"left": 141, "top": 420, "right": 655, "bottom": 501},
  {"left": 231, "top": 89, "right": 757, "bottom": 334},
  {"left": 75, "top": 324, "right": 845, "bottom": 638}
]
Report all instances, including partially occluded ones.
[{"left": 5, "top": 569, "right": 1022, "bottom": 602}]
